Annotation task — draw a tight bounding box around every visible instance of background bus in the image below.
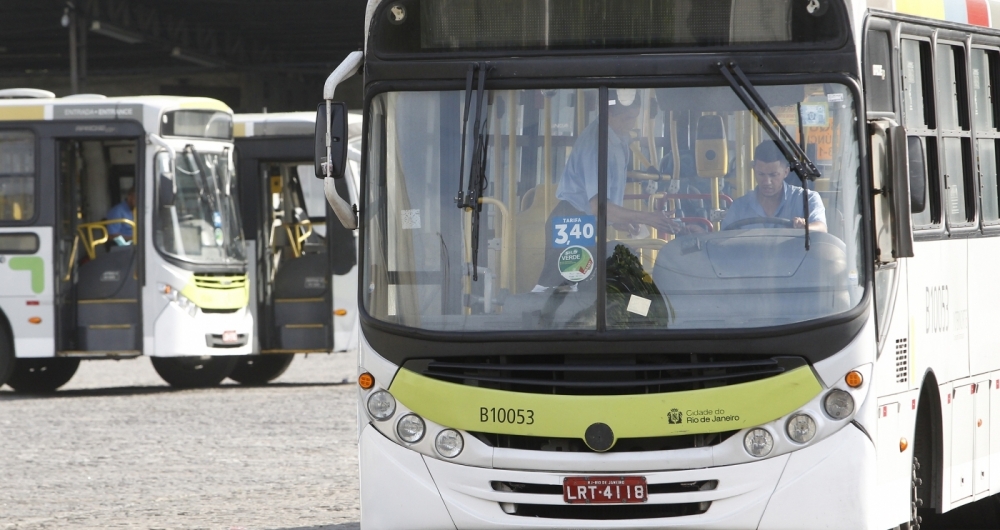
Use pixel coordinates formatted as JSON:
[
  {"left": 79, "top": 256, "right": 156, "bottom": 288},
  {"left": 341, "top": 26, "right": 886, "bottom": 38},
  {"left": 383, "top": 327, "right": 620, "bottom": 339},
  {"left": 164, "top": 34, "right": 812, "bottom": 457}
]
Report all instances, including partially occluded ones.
[
  {"left": 0, "top": 90, "right": 253, "bottom": 392},
  {"left": 231, "top": 112, "right": 360, "bottom": 384}
]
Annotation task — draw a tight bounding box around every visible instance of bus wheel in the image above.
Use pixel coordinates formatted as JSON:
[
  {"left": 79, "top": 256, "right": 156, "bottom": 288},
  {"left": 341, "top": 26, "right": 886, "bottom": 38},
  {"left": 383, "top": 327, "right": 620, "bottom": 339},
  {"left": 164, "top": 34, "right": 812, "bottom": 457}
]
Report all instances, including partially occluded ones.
[
  {"left": 6, "top": 358, "right": 80, "bottom": 392},
  {"left": 903, "top": 456, "right": 924, "bottom": 530},
  {"left": 228, "top": 354, "right": 294, "bottom": 385},
  {"left": 0, "top": 323, "right": 13, "bottom": 388},
  {"left": 151, "top": 356, "right": 237, "bottom": 389}
]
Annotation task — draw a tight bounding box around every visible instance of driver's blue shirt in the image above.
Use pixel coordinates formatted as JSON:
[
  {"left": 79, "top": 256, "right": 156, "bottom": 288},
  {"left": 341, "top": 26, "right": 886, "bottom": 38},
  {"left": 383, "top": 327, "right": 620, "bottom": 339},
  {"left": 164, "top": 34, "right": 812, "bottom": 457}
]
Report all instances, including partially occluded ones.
[
  {"left": 106, "top": 201, "right": 134, "bottom": 238},
  {"left": 721, "top": 182, "right": 825, "bottom": 230}
]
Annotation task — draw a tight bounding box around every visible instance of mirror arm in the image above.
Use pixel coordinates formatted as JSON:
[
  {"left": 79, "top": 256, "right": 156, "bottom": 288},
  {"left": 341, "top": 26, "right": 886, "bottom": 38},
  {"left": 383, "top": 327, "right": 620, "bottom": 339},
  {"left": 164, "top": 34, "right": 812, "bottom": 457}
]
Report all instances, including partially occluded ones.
[
  {"left": 322, "top": 51, "right": 363, "bottom": 229},
  {"left": 149, "top": 133, "right": 176, "bottom": 188},
  {"left": 889, "top": 125, "right": 915, "bottom": 258}
]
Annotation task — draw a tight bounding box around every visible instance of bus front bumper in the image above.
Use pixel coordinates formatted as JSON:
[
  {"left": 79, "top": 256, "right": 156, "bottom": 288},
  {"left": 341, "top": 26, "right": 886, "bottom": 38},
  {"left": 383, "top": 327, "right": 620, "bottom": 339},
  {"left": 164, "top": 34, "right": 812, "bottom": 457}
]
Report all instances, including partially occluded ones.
[
  {"left": 152, "top": 304, "right": 253, "bottom": 356},
  {"left": 359, "top": 422, "right": 875, "bottom": 529}
]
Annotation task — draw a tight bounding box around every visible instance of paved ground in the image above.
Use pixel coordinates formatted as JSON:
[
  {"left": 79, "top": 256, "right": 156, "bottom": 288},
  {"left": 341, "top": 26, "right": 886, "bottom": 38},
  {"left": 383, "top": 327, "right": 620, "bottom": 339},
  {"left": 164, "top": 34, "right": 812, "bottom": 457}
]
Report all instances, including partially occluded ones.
[
  {"left": 0, "top": 352, "right": 360, "bottom": 530},
  {"left": 6, "top": 351, "right": 1000, "bottom": 530}
]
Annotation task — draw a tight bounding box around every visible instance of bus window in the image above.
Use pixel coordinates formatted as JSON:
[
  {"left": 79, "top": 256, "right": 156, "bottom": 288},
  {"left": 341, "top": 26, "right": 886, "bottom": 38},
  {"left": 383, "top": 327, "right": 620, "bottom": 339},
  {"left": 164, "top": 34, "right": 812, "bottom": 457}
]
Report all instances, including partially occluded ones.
[
  {"left": 0, "top": 131, "right": 35, "bottom": 222},
  {"left": 937, "top": 44, "right": 974, "bottom": 224},
  {"left": 971, "top": 49, "right": 999, "bottom": 131},
  {"left": 941, "top": 137, "right": 973, "bottom": 223},
  {"left": 973, "top": 49, "right": 1000, "bottom": 223},
  {"left": 865, "top": 30, "right": 893, "bottom": 114},
  {"left": 901, "top": 40, "right": 935, "bottom": 130},
  {"left": 980, "top": 139, "right": 1000, "bottom": 222},
  {"left": 363, "top": 84, "right": 863, "bottom": 331},
  {"left": 936, "top": 44, "right": 969, "bottom": 132}
]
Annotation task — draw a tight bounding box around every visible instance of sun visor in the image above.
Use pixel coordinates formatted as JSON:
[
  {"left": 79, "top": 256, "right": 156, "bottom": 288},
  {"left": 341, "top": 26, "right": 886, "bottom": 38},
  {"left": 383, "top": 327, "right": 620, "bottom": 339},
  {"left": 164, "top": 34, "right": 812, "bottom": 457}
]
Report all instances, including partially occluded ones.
[{"left": 655, "top": 85, "right": 805, "bottom": 114}]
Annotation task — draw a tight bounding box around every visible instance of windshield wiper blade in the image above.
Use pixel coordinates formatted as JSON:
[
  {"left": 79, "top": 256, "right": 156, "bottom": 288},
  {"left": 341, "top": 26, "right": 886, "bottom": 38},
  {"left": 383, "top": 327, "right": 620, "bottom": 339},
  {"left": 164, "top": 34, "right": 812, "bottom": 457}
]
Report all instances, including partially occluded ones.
[
  {"left": 455, "top": 62, "right": 491, "bottom": 281},
  {"left": 719, "top": 61, "right": 821, "bottom": 250}
]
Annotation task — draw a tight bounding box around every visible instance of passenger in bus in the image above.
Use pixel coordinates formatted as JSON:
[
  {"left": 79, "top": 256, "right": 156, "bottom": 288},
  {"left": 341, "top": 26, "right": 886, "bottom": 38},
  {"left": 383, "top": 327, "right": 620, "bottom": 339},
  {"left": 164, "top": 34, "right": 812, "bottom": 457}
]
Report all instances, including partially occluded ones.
[
  {"left": 720, "top": 141, "right": 826, "bottom": 232},
  {"left": 106, "top": 187, "right": 136, "bottom": 244},
  {"left": 534, "top": 91, "right": 688, "bottom": 290}
]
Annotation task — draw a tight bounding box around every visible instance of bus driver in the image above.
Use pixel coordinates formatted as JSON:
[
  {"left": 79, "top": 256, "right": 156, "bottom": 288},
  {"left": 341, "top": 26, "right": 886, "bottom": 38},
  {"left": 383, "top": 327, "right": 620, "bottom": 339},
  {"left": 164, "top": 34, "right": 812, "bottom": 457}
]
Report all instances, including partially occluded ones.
[{"left": 720, "top": 140, "right": 827, "bottom": 232}]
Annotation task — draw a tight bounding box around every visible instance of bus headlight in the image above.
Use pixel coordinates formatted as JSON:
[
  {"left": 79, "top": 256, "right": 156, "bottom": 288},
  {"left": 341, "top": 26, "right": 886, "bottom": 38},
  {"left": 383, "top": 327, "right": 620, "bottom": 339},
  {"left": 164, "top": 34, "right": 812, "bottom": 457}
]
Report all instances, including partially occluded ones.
[
  {"left": 786, "top": 413, "right": 816, "bottom": 444},
  {"left": 367, "top": 390, "right": 396, "bottom": 421},
  {"left": 435, "top": 429, "right": 464, "bottom": 458},
  {"left": 743, "top": 428, "right": 773, "bottom": 457},
  {"left": 823, "top": 389, "right": 855, "bottom": 420},
  {"left": 396, "top": 414, "right": 425, "bottom": 443},
  {"left": 159, "top": 283, "right": 197, "bottom": 317}
]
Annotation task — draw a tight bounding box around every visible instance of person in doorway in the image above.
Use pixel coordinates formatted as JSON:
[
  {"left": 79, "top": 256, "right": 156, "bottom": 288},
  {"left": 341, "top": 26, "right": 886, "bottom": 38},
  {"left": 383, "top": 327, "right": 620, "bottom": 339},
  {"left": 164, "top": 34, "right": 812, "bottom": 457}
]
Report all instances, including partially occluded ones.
[
  {"left": 106, "top": 187, "right": 136, "bottom": 244},
  {"left": 720, "top": 140, "right": 827, "bottom": 232}
]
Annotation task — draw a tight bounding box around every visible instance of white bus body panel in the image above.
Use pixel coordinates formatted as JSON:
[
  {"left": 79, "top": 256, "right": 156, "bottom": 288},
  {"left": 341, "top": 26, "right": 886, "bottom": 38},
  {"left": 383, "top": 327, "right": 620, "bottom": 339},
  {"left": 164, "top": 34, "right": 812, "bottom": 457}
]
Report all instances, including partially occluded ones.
[
  {"left": 359, "top": 420, "right": 876, "bottom": 529},
  {"left": 0, "top": 226, "right": 54, "bottom": 358},
  {"left": 333, "top": 262, "right": 359, "bottom": 352},
  {"left": 360, "top": 425, "right": 458, "bottom": 530}
]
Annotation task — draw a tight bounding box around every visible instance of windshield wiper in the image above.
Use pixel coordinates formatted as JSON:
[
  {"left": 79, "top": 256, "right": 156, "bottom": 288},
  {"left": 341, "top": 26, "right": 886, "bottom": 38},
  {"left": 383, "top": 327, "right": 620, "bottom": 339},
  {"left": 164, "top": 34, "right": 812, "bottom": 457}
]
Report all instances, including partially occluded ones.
[
  {"left": 719, "top": 61, "right": 822, "bottom": 250},
  {"left": 455, "top": 62, "right": 491, "bottom": 281}
]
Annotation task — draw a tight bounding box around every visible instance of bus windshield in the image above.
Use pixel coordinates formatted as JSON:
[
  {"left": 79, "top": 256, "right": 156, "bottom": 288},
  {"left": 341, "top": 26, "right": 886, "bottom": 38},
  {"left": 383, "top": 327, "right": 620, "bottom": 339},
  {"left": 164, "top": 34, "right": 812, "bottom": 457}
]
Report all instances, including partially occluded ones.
[
  {"left": 364, "top": 83, "right": 863, "bottom": 332},
  {"left": 155, "top": 146, "right": 247, "bottom": 267}
]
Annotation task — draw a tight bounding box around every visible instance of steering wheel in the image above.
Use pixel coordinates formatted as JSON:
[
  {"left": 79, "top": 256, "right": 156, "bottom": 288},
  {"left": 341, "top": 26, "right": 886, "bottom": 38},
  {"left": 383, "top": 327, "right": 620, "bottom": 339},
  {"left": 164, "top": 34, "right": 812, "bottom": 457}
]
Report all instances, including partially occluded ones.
[{"left": 723, "top": 216, "right": 796, "bottom": 230}]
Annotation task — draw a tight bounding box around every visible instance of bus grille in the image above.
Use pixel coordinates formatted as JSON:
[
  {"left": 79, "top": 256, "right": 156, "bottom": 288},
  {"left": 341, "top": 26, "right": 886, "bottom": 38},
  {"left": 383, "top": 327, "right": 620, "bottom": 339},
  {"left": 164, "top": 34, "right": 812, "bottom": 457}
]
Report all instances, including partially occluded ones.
[
  {"left": 403, "top": 354, "right": 805, "bottom": 396},
  {"left": 193, "top": 274, "right": 247, "bottom": 290},
  {"left": 472, "top": 430, "right": 737, "bottom": 452}
]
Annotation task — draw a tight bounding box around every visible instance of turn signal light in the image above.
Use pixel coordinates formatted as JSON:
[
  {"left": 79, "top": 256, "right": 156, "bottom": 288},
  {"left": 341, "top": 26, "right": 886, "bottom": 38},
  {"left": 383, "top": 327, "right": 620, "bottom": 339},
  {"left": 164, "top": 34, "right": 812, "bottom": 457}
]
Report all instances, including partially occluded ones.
[
  {"left": 358, "top": 372, "right": 374, "bottom": 389},
  {"left": 899, "top": 438, "right": 908, "bottom": 452},
  {"left": 28, "top": 317, "right": 41, "bottom": 324},
  {"left": 845, "top": 371, "right": 864, "bottom": 388},
  {"left": 334, "top": 308, "right": 348, "bottom": 316}
]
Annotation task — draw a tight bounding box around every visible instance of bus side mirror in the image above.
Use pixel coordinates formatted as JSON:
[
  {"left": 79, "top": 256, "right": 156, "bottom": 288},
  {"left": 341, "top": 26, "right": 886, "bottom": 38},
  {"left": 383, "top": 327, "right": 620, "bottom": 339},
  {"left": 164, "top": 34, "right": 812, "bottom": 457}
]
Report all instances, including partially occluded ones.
[
  {"left": 907, "top": 136, "right": 926, "bottom": 214},
  {"left": 869, "top": 119, "right": 914, "bottom": 263},
  {"left": 315, "top": 101, "right": 348, "bottom": 179}
]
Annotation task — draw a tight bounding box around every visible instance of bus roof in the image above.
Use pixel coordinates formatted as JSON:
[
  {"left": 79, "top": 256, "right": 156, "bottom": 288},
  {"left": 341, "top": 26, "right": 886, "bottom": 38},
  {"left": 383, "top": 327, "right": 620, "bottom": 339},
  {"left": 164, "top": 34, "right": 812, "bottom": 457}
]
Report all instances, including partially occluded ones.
[
  {"left": 0, "top": 93, "right": 232, "bottom": 130},
  {"left": 234, "top": 111, "right": 362, "bottom": 139}
]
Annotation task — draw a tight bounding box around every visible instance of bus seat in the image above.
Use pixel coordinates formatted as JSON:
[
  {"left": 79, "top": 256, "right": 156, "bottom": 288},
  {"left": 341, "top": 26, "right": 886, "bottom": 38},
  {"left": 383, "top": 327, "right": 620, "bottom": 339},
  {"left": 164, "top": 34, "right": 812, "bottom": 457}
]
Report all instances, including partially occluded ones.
[
  {"left": 75, "top": 246, "right": 140, "bottom": 351},
  {"left": 514, "top": 184, "right": 560, "bottom": 293},
  {"left": 272, "top": 252, "right": 331, "bottom": 351}
]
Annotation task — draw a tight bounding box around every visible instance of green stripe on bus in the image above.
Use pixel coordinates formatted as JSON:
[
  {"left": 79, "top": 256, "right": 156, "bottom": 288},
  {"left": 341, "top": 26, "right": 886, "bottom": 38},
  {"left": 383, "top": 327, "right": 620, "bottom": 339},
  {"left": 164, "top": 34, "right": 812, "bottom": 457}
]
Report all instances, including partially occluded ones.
[
  {"left": 9, "top": 256, "right": 43, "bottom": 294},
  {"left": 389, "top": 366, "right": 822, "bottom": 441}
]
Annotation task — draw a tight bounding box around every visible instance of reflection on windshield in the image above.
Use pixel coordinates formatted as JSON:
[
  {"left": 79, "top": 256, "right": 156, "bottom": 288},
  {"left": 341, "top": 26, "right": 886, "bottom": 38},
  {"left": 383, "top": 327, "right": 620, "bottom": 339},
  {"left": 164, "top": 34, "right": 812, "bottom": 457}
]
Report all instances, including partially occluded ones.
[
  {"left": 365, "top": 85, "right": 863, "bottom": 332},
  {"left": 154, "top": 147, "right": 247, "bottom": 266}
]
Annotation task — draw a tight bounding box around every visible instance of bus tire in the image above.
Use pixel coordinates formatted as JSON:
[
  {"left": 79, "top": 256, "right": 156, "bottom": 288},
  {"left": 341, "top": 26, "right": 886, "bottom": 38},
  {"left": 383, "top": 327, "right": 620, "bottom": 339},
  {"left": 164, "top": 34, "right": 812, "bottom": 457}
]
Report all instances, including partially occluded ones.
[
  {"left": 228, "top": 354, "right": 294, "bottom": 385},
  {"left": 6, "top": 358, "right": 80, "bottom": 392},
  {"left": 0, "top": 320, "right": 13, "bottom": 388},
  {"left": 151, "top": 356, "right": 238, "bottom": 389}
]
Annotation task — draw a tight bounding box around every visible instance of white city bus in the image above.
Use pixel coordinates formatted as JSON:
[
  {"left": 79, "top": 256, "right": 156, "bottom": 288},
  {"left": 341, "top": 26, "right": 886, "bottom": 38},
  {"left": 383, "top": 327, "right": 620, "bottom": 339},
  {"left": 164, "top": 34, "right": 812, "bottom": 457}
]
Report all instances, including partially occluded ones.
[
  {"left": 228, "top": 112, "right": 361, "bottom": 384},
  {"left": 0, "top": 91, "right": 253, "bottom": 391},
  {"left": 317, "top": 0, "right": 1000, "bottom": 527}
]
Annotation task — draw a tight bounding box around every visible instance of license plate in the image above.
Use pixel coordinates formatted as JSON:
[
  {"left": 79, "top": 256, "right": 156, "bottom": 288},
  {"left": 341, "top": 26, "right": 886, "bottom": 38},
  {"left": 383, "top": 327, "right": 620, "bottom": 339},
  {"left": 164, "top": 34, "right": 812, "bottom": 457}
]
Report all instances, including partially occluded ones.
[
  {"left": 563, "top": 476, "right": 648, "bottom": 504},
  {"left": 222, "top": 330, "right": 238, "bottom": 343}
]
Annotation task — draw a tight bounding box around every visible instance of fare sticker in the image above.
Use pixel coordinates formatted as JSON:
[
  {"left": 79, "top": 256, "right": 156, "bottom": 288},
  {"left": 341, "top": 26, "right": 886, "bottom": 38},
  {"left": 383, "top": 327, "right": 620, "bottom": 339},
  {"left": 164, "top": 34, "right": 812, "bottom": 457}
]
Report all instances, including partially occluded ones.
[{"left": 558, "top": 246, "right": 594, "bottom": 282}]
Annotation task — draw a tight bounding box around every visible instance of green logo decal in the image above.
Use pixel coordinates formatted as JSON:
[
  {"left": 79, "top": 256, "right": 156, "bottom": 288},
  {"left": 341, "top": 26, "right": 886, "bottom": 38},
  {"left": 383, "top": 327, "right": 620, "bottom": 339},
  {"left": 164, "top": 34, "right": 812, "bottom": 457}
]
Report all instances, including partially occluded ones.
[
  {"left": 558, "top": 246, "right": 594, "bottom": 282},
  {"left": 10, "top": 256, "right": 44, "bottom": 294}
]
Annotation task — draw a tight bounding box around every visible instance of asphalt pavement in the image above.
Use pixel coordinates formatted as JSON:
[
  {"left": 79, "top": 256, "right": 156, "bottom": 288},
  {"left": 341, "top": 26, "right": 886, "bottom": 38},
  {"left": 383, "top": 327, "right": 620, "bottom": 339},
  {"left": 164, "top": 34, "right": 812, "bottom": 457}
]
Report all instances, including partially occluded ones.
[{"left": 0, "top": 352, "right": 361, "bottom": 530}]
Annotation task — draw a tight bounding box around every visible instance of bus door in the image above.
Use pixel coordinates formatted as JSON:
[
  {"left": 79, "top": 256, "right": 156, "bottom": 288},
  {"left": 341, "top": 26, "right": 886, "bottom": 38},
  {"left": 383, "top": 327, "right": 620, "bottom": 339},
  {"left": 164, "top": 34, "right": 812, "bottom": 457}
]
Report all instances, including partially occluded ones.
[
  {"left": 260, "top": 162, "right": 332, "bottom": 352},
  {"left": 55, "top": 134, "right": 143, "bottom": 355}
]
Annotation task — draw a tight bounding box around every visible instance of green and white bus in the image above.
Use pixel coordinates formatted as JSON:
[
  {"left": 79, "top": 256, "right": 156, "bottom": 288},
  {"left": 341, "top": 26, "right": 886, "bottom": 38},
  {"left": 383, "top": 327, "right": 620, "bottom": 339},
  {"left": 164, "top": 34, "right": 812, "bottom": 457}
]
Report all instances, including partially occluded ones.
[
  {"left": 0, "top": 91, "right": 253, "bottom": 391},
  {"left": 319, "top": 0, "right": 1000, "bottom": 527},
  {"left": 229, "top": 112, "right": 361, "bottom": 384}
]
